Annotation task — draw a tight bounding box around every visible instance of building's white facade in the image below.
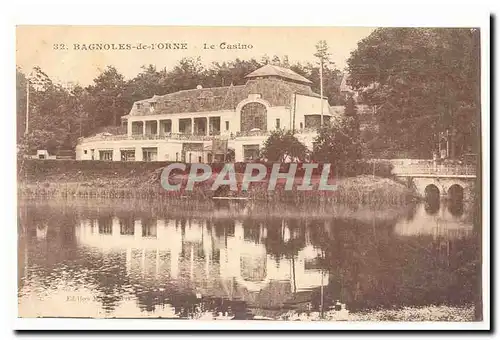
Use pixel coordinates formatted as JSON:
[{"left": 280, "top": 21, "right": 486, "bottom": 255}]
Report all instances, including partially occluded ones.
[{"left": 76, "top": 65, "right": 344, "bottom": 163}]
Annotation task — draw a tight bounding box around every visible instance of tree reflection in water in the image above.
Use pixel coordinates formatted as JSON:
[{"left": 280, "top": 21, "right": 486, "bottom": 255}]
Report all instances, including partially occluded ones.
[{"left": 17, "top": 199, "right": 478, "bottom": 318}]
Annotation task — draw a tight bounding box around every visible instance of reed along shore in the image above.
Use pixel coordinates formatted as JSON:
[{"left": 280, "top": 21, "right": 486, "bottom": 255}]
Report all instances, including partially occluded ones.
[{"left": 18, "top": 160, "right": 416, "bottom": 205}]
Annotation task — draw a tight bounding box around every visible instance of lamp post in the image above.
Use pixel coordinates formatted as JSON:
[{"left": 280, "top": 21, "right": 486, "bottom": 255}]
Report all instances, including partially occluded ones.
[
  {"left": 24, "top": 69, "right": 38, "bottom": 136},
  {"left": 314, "top": 40, "right": 330, "bottom": 128},
  {"left": 320, "top": 57, "right": 324, "bottom": 128},
  {"left": 25, "top": 77, "right": 30, "bottom": 136}
]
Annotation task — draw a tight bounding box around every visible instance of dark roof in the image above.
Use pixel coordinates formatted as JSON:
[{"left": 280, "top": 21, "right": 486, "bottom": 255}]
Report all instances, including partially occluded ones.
[
  {"left": 245, "top": 64, "right": 312, "bottom": 84},
  {"left": 129, "top": 78, "right": 319, "bottom": 116}
]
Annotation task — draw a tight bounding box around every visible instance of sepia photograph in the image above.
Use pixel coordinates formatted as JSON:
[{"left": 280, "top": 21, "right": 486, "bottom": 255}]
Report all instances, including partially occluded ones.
[{"left": 14, "top": 23, "right": 488, "bottom": 330}]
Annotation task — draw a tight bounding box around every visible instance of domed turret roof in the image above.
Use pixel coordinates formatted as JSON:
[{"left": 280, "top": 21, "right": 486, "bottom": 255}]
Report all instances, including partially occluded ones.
[{"left": 245, "top": 64, "right": 312, "bottom": 84}]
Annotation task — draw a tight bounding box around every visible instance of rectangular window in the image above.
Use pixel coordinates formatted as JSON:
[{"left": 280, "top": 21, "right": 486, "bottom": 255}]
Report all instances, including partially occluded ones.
[
  {"left": 225, "top": 121, "right": 229, "bottom": 131},
  {"left": 119, "top": 218, "right": 135, "bottom": 235},
  {"left": 243, "top": 144, "right": 260, "bottom": 161},
  {"left": 98, "top": 217, "right": 113, "bottom": 234},
  {"left": 99, "top": 150, "right": 113, "bottom": 161},
  {"left": 304, "top": 115, "right": 321, "bottom": 129},
  {"left": 84, "top": 150, "right": 88, "bottom": 154},
  {"left": 142, "top": 147, "right": 158, "bottom": 162},
  {"left": 120, "top": 149, "right": 135, "bottom": 161},
  {"left": 276, "top": 118, "right": 280, "bottom": 129},
  {"left": 142, "top": 218, "right": 157, "bottom": 238}
]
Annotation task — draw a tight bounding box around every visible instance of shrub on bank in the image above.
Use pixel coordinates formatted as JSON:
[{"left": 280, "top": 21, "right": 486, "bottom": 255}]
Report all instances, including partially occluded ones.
[{"left": 336, "top": 160, "right": 394, "bottom": 178}]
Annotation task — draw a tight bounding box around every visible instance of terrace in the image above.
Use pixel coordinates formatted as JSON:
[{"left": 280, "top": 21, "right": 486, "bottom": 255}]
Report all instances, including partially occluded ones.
[
  {"left": 77, "top": 132, "right": 221, "bottom": 144},
  {"left": 77, "top": 127, "right": 320, "bottom": 145}
]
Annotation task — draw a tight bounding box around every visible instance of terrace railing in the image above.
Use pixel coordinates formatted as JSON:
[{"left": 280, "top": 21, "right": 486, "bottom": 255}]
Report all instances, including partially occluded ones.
[
  {"left": 78, "top": 133, "right": 223, "bottom": 144},
  {"left": 233, "top": 130, "right": 271, "bottom": 138}
]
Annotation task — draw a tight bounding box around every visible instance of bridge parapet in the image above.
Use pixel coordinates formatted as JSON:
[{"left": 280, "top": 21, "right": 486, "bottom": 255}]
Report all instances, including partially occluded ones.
[{"left": 391, "top": 164, "right": 476, "bottom": 177}]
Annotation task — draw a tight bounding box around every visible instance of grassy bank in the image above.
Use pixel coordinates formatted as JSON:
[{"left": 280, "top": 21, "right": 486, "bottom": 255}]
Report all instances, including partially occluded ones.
[{"left": 18, "top": 160, "right": 416, "bottom": 205}]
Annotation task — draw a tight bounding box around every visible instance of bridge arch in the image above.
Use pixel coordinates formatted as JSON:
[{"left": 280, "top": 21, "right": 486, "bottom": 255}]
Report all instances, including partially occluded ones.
[
  {"left": 424, "top": 184, "right": 440, "bottom": 202},
  {"left": 403, "top": 177, "right": 475, "bottom": 202},
  {"left": 447, "top": 184, "right": 464, "bottom": 203}
]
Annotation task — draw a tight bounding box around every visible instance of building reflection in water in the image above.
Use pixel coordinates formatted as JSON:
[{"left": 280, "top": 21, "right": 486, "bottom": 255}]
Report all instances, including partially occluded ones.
[
  {"left": 75, "top": 216, "right": 328, "bottom": 298},
  {"left": 19, "top": 200, "right": 477, "bottom": 319}
]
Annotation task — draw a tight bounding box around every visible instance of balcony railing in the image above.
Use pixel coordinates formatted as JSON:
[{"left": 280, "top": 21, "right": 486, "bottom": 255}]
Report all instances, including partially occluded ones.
[
  {"left": 77, "top": 129, "right": 319, "bottom": 144},
  {"left": 78, "top": 133, "right": 222, "bottom": 144},
  {"left": 232, "top": 128, "right": 318, "bottom": 138}
]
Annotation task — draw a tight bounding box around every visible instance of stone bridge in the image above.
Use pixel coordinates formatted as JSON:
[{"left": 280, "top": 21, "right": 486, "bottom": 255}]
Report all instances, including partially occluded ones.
[{"left": 388, "top": 160, "right": 477, "bottom": 202}]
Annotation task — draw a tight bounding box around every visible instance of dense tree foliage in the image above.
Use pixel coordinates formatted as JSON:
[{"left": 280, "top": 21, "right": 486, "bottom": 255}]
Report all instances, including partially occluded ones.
[
  {"left": 344, "top": 94, "right": 361, "bottom": 141},
  {"left": 17, "top": 67, "right": 86, "bottom": 154},
  {"left": 260, "top": 130, "right": 308, "bottom": 162},
  {"left": 17, "top": 54, "right": 344, "bottom": 154},
  {"left": 311, "top": 117, "right": 363, "bottom": 173},
  {"left": 347, "top": 28, "right": 480, "bottom": 158}
]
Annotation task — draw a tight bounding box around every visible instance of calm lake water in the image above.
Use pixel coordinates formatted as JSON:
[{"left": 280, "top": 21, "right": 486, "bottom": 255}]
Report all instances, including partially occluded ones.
[{"left": 18, "top": 199, "right": 480, "bottom": 319}]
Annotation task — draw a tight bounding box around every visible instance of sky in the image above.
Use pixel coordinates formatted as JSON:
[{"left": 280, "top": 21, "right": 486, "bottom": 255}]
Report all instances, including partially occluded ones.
[{"left": 16, "top": 26, "right": 376, "bottom": 86}]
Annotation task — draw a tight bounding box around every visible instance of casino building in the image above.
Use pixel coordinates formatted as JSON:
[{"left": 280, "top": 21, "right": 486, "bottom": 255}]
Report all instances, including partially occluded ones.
[{"left": 75, "top": 64, "right": 347, "bottom": 163}]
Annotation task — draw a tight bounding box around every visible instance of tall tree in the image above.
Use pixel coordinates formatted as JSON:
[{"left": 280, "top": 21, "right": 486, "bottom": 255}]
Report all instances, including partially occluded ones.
[
  {"left": 347, "top": 28, "right": 480, "bottom": 158},
  {"left": 87, "top": 66, "right": 128, "bottom": 128},
  {"left": 166, "top": 57, "right": 207, "bottom": 91},
  {"left": 17, "top": 67, "right": 82, "bottom": 153},
  {"left": 205, "top": 58, "right": 262, "bottom": 87},
  {"left": 126, "top": 64, "right": 169, "bottom": 103}
]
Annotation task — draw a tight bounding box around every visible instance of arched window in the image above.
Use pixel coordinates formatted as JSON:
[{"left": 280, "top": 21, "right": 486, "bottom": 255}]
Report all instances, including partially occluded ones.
[{"left": 240, "top": 102, "right": 267, "bottom": 132}]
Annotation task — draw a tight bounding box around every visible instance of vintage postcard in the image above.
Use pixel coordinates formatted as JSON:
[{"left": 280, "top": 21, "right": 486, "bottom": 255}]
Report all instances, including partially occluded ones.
[{"left": 15, "top": 24, "right": 488, "bottom": 330}]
